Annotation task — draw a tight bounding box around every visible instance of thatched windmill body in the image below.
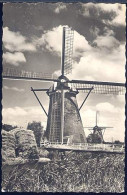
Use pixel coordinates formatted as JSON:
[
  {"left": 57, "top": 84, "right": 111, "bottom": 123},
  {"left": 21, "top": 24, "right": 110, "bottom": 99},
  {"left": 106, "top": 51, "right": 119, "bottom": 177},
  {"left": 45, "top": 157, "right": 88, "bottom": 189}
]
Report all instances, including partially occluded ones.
[{"left": 3, "top": 26, "right": 125, "bottom": 145}]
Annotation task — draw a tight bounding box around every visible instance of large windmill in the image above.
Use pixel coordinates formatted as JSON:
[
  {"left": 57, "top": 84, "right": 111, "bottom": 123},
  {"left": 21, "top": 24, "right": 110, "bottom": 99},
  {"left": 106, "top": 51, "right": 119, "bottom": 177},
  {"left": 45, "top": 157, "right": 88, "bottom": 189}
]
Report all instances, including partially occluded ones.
[
  {"left": 85, "top": 112, "right": 113, "bottom": 143},
  {"left": 3, "top": 26, "right": 125, "bottom": 145}
]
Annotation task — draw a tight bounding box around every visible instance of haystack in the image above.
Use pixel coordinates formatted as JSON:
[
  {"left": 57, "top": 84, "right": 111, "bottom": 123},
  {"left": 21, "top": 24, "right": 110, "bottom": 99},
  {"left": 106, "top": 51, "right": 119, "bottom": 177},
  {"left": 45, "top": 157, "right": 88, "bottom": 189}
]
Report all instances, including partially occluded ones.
[
  {"left": 11, "top": 128, "right": 39, "bottom": 160},
  {"left": 2, "top": 130, "right": 16, "bottom": 162}
]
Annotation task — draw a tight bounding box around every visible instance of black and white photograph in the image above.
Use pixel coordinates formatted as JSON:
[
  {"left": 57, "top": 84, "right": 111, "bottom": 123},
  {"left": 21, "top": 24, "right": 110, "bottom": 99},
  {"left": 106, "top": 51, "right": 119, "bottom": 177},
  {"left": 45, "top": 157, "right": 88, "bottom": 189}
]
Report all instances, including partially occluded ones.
[{"left": 1, "top": 2, "right": 126, "bottom": 192}]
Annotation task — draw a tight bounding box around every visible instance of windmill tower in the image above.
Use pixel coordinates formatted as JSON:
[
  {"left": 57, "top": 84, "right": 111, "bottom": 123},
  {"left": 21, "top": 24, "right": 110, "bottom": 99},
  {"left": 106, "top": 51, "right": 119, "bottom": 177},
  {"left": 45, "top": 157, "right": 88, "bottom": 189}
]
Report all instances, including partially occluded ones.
[
  {"left": 45, "top": 27, "right": 87, "bottom": 144},
  {"left": 3, "top": 26, "right": 125, "bottom": 146},
  {"left": 85, "top": 112, "right": 113, "bottom": 143},
  {"left": 46, "top": 77, "right": 87, "bottom": 144}
]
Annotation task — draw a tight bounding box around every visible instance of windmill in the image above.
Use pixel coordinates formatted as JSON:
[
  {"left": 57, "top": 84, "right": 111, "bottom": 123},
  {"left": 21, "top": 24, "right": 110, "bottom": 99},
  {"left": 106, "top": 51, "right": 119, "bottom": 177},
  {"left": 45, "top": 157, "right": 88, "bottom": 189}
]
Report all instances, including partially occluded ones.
[
  {"left": 84, "top": 112, "right": 113, "bottom": 143},
  {"left": 3, "top": 26, "right": 125, "bottom": 145}
]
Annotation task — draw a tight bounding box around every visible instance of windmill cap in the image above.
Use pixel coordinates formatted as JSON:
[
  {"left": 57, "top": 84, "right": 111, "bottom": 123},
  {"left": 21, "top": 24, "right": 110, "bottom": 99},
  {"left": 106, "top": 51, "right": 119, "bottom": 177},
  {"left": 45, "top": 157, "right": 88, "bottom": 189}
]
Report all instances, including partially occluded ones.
[{"left": 58, "top": 75, "right": 69, "bottom": 82}]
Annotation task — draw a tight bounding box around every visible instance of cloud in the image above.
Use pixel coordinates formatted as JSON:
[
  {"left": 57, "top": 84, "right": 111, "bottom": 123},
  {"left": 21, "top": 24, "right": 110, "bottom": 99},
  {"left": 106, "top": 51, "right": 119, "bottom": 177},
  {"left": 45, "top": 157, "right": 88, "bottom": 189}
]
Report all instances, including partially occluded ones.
[
  {"left": 67, "top": 27, "right": 125, "bottom": 82},
  {"left": 96, "top": 102, "right": 120, "bottom": 113},
  {"left": 96, "top": 3, "right": 122, "bottom": 13},
  {"left": 38, "top": 25, "right": 62, "bottom": 55},
  {"left": 82, "top": 7, "right": 90, "bottom": 17},
  {"left": 68, "top": 45, "right": 125, "bottom": 82},
  {"left": 2, "top": 101, "right": 125, "bottom": 142},
  {"left": 98, "top": 4, "right": 126, "bottom": 26},
  {"left": 3, "top": 86, "right": 25, "bottom": 92},
  {"left": 93, "top": 28, "right": 119, "bottom": 49},
  {"left": 2, "top": 106, "right": 47, "bottom": 129},
  {"left": 3, "top": 27, "right": 36, "bottom": 52},
  {"left": 39, "top": 25, "right": 125, "bottom": 83},
  {"left": 54, "top": 4, "right": 67, "bottom": 14},
  {"left": 81, "top": 3, "right": 126, "bottom": 26},
  {"left": 2, "top": 107, "right": 27, "bottom": 117},
  {"left": 38, "top": 25, "right": 91, "bottom": 57},
  {"left": 3, "top": 52, "right": 26, "bottom": 66},
  {"left": 89, "top": 27, "right": 100, "bottom": 39},
  {"left": 116, "top": 95, "right": 125, "bottom": 103},
  {"left": 81, "top": 104, "right": 125, "bottom": 142},
  {"left": 73, "top": 30, "right": 91, "bottom": 57}
]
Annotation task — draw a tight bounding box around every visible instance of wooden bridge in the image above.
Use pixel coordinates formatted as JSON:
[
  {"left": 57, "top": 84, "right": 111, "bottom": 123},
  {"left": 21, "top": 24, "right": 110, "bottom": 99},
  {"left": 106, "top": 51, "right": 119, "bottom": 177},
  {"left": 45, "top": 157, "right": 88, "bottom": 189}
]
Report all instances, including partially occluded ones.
[{"left": 43, "top": 142, "right": 125, "bottom": 154}]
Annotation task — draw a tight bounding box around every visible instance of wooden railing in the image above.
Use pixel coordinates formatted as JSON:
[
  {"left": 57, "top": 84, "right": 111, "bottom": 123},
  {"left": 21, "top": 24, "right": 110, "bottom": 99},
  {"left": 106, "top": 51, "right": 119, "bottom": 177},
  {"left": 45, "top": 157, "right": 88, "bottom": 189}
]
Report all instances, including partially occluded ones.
[{"left": 42, "top": 142, "right": 124, "bottom": 153}]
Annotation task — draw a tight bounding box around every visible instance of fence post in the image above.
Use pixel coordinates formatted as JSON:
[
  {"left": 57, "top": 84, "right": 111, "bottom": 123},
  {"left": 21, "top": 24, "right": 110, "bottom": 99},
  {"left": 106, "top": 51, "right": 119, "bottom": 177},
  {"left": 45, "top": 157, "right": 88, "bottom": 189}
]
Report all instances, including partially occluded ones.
[{"left": 112, "top": 144, "right": 114, "bottom": 151}]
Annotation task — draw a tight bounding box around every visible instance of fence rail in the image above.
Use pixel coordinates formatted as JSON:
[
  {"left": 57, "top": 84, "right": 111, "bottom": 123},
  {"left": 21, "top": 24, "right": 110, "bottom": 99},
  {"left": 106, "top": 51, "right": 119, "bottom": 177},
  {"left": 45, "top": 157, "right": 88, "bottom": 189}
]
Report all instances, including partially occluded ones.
[{"left": 42, "top": 142, "right": 124, "bottom": 153}]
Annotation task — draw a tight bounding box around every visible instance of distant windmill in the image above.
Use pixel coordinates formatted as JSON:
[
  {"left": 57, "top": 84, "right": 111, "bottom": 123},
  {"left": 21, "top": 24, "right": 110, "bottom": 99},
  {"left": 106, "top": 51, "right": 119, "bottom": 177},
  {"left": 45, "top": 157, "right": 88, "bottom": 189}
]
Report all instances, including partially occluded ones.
[
  {"left": 84, "top": 112, "right": 113, "bottom": 143},
  {"left": 3, "top": 26, "right": 125, "bottom": 145}
]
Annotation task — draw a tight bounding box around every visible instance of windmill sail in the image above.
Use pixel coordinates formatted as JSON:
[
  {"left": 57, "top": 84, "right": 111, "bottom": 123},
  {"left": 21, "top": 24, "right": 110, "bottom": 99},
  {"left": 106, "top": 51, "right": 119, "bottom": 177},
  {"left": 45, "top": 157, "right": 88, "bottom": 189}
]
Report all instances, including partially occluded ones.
[
  {"left": 96, "top": 111, "right": 98, "bottom": 126},
  {"left": 61, "top": 26, "right": 74, "bottom": 76},
  {"left": 69, "top": 80, "right": 125, "bottom": 95},
  {"left": 3, "top": 67, "right": 57, "bottom": 82},
  {"left": 3, "top": 68, "right": 125, "bottom": 95}
]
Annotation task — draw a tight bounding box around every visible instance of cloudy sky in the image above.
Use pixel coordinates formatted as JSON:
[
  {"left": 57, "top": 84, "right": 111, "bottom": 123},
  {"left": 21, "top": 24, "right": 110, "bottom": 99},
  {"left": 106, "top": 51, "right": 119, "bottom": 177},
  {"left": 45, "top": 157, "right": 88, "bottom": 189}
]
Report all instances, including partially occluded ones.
[{"left": 2, "top": 2, "right": 126, "bottom": 142}]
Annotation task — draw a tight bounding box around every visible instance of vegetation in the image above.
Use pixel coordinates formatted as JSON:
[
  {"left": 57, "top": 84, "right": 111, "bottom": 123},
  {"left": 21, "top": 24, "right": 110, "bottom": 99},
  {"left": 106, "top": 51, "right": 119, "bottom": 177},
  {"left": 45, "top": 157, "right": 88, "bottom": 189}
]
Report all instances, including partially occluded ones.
[
  {"left": 2, "top": 124, "right": 18, "bottom": 132},
  {"left": 27, "top": 121, "right": 44, "bottom": 147},
  {"left": 87, "top": 133, "right": 102, "bottom": 143},
  {"left": 2, "top": 122, "right": 124, "bottom": 192},
  {"left": 2, "top": 152, "right": 124, "bottom": 192},
  {"left": 114, "top": 140, "right": 123, "bottom": 144}
]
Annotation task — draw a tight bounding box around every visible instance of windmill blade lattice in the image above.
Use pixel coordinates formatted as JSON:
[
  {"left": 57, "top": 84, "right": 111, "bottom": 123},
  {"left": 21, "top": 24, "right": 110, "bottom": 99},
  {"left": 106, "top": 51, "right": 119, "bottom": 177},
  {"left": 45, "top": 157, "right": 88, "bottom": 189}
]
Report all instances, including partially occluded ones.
[
  {"left": 70, "top": 80, "right": 125, "bottom": 95},
  {"left": 2, "top": 67, "right": 57, "bottom": 82},
  {"left": 64, "top": 26, "right": 74, "bottom": 75}
]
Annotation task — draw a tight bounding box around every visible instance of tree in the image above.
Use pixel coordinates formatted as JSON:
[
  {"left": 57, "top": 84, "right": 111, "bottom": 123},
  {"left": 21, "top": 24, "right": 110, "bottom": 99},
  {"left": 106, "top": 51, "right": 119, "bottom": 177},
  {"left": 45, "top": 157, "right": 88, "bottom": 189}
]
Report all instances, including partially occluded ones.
[
  {"left": 27, "top": 121, "right": 44, "bottom": 147},
  {"left": 87, "top": 134, "right": 102, "bottom": 144},
  {"left": 2, "top": 124, "right": 18, "bottom": 132},
  {"left": 114, "top": 140, "right": 121, "bottom": 144}
]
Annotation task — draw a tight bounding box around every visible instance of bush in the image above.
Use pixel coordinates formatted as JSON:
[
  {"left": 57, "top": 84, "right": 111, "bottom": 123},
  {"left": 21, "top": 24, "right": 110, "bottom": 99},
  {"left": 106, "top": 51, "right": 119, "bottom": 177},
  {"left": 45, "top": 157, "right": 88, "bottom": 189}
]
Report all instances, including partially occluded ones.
[
  {"left": 2, "top": 124, "right": 18, "bottom": 132},
  {"left": 27, "top": 121, "right": 44, "bottom": 147}
]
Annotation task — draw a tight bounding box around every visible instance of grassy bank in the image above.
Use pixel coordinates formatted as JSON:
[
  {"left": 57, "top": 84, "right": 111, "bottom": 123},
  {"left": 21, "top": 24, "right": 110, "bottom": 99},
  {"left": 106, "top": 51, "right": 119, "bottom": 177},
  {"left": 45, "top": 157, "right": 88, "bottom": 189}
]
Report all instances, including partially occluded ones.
[{"left": 2, "top": 152, "right": 124, "bottom": 192}]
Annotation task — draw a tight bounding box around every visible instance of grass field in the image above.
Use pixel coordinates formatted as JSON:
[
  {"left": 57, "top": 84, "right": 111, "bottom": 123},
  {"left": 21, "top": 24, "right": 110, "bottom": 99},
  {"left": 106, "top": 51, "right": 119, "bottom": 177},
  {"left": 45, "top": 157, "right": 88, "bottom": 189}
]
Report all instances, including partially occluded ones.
[{"left": 2, "top": 152, "right": 124, "bottom": 192}]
